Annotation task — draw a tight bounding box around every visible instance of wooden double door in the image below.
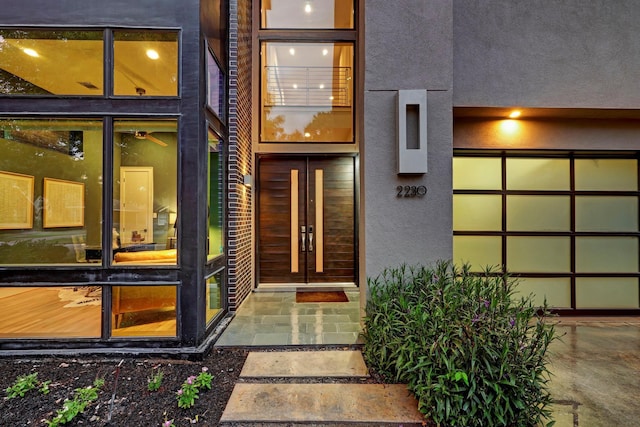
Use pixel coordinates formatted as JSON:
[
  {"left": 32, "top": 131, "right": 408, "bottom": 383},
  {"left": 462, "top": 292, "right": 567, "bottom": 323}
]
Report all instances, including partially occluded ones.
[{"left": 258, "top": 156, "right": 356, "bottom": 285}]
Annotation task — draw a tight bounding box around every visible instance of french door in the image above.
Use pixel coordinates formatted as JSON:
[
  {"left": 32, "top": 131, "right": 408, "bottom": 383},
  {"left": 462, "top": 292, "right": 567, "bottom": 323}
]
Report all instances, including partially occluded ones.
[{"left": 258, "top": 156, "right": 356, "bottom": 285}]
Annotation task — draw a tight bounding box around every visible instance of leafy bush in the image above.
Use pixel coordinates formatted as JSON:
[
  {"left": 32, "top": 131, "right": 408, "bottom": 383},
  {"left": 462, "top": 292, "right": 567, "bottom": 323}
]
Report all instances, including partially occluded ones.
[{"left": 362, "top": 262, "right": 558, "bottom": 427}]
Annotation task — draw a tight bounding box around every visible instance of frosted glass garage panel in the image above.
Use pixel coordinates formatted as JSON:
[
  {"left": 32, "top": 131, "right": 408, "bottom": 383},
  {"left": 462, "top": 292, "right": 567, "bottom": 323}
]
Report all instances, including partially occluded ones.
[
  {"left": 453, "top": 236, "right": 502, "bottom": 271},
  {"left": 575, "top": 159, "right": 637, "bottom": 191},
  {"left": 506, "top": 158, "right": 569, "bottom": 190},
  {"left": 575, "top": 196, "right": 638, "bottom": 232},
  {"left": 453, "top": 195, "right": 502, "bottom": 231},
  {"left": 507, "top": 196, "right": 570, "bottom": 231},
  {"left": 576, "top": 278, "right": 639, "bottom": 309},
  {"left": 507, "top": 237, "right": 570, "bottom": 272},
  {"left": 452, "top": 157, "right": 501, "bottom": 190},
  {"left": 576, "top": 237, "right": 638, "bottom": 273},
  {"left": 514, "top": 278, "right": 571, "bottom": 308}
]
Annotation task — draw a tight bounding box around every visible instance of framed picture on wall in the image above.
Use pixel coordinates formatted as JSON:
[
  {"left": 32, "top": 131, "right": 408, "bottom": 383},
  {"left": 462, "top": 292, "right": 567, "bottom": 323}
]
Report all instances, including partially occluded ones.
[
  {"left": 43, "top": 178, "right": 85, "bottom": 228},
  {"left": 0, "top": 171, "right": 34, "bottom": 229}
]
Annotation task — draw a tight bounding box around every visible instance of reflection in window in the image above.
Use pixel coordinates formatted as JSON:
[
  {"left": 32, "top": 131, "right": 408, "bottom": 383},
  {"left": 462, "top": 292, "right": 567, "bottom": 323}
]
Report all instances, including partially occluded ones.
[
  {"left": 207, "top": 50, "right": 225, "bottom": 118},
  {"left": 0, "top": 118, "right": 103, "bottom": 265},
  {"left": 261, "top": 42, "right": 354, "bottom": 143},
  {"left": 114, "top": 31, "right": 178, "bottom": 97},
  {"left": 206, "top": 271, "right": 223, "bottom": 325},
  {"left": 112, "top": 119, "right": 177, "bottom": 265},
  {"left": 261, "top": 0, "right": 354, "bottom": 29},
  {"left": 0, "top": 287, "right": 101, "bottom": 338},
  {"left": 208, "top": 129, "right": 224, "bottom": 260},
  {"left": 111, "top": 285, "right": 176, "bottom": 337},
  {"left": 0, "top": 29, "right": 103, "bottom": 95}
]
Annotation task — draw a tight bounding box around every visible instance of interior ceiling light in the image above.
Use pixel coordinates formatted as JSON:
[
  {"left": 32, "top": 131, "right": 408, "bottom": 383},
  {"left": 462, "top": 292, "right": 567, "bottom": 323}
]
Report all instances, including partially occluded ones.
[
  {"left": 22, "top": 48, "right": 39, "bottom": 57},
  {"left": 509, "top": 110, "right": 522, "bottom": 119},
  {"left": 146, "top": 49, "right": 160, "bottom": 60},
  {"left": 304, "top": 2, "right": 312, "bottom": 13},
  {"left": 322, "top": 48, "right": 328, "bottom": 56},
  {"left": 319, "top": 84, "right": 325, "bottom": 89},
  {"left": 289, "top": 48, "right": 295, "bottom": 55}
]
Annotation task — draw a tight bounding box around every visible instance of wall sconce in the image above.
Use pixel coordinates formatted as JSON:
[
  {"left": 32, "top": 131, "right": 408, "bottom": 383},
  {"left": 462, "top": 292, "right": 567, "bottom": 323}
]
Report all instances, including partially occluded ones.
[{"left": 243, "top": 174, "right": 253, "bottom": 188}]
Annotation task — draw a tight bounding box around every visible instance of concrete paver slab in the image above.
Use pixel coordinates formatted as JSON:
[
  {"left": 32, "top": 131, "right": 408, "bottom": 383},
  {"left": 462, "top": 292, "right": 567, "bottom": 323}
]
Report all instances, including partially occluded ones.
[
  {"left": 240, "top": 350, "right": 369, "bottom": 378},
  {"left": 220, "top": 383, "right": 425, "bottom": 424}
]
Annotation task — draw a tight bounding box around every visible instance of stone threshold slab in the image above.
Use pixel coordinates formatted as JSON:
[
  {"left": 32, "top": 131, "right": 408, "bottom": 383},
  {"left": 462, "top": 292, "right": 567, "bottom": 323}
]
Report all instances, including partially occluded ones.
[
  {"left": 240, "top": 351, "right": 369, "bottom": 378},
  {"left": 220, "top": 383, "right": 425, "bottom": 424}
]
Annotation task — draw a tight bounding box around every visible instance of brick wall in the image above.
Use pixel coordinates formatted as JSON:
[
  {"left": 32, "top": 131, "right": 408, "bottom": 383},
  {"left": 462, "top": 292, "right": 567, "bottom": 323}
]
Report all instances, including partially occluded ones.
[{"left": 227, "top": 0, "right": 253, "bottom": 311}]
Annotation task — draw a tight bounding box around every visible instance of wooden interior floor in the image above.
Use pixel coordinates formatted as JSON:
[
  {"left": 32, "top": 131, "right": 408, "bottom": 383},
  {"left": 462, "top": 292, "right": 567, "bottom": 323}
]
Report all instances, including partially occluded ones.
[
  {"left": 0, "top": 288, "right": 101, "bottom": 338},
  {"left": 0, "top": 287, "right": 177, "bottom": 339}
]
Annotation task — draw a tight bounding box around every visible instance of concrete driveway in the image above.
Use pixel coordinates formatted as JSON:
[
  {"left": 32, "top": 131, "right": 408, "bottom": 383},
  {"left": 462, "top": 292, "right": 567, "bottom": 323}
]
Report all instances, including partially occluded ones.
[{"left": 548, "top": 318, "right": 640, "bottom": 427}]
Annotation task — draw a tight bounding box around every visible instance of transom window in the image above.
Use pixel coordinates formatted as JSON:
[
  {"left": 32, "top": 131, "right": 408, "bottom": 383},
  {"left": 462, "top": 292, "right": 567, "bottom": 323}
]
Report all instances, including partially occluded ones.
[{"left": 261, "top": 0, "right": 354, "bottom": 29}]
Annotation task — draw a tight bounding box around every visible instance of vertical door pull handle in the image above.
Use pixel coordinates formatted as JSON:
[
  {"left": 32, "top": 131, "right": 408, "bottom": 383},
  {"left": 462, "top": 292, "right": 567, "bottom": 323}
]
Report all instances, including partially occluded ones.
[
  {"left": 308, "top": 225, "right": 314, "bottom": 252},
  {"left": 300, "top": 225, "right": 306, "bottom": 252}
]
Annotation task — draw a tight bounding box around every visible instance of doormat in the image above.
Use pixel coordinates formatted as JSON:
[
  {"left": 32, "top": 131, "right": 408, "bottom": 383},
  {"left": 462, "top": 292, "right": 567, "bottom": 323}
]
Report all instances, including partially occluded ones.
[{"left": 295, "top": 291, "right": 349, "bottom": 303}]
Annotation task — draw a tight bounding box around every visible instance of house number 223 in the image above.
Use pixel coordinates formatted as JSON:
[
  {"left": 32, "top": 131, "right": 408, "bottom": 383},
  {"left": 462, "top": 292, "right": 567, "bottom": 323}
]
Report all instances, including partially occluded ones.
[{"left": 396, "top": 185, "right": 427, "bottom": 198}]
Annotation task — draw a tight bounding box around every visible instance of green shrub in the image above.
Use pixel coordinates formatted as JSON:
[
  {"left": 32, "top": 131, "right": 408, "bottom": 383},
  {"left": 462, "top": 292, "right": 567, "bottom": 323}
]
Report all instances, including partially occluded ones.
[{"left": 362, "top": 262, "right": 558, "bottom": 427}]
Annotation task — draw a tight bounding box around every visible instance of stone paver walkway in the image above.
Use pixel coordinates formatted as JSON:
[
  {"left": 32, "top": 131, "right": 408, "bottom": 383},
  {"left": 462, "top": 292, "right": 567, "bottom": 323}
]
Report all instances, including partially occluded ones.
[{"left": 220, "top": 350, "right": 426, "bottom": 426}]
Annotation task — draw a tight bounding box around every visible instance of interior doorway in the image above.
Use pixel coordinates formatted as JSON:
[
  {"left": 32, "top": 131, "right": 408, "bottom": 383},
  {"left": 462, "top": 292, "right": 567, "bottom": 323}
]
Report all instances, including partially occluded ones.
[
  {"left": 119, "top": 166, "right": 154, "bottom": 246},
  {"left": 257, "top": 156, "right": 356, "bottom": 286}
]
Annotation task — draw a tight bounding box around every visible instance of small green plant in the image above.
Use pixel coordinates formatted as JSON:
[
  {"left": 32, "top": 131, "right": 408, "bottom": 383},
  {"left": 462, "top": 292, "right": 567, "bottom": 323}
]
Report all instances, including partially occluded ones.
[
  {"left": 148, "top": 370, "right": 164, "bottom": 392},
  {"left": 176, "top": 367, "right": 213, "bottom": 409},
  {"left": 362, "top": 261, "right": 559, "bottom": 427},
  {"left": 45, "top": 378, "right": 105, "bottom": 427},
  {"left": 5, "top": 373, "right": 50, "bottom": 399}
]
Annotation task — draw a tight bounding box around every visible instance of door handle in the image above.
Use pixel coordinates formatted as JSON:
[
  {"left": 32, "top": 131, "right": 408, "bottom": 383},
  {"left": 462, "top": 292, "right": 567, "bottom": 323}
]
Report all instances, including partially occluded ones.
[
  {"left": 308, "top": 225, "right": 314, "bottom": 252},
  {"left": 300, "top": 225, "right": 306, "bottom": 252}
]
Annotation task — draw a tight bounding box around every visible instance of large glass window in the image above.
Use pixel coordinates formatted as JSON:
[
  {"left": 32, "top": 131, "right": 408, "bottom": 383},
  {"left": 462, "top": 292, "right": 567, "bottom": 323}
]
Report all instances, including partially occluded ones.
[
  {"left": 111, "top": 285, "right": 177, "bottom": 337},
  {"left": 207, "top": 129, "right": 224, "bottom": 260},
  {"left": 113, "top": 31, "right": 178, "bottom": 97},
  {"left": 261, "top": 0, "right": 354, "bottom": 29},
  {"left": 0, "top": 286, "right": 101, "bottom": 338},
  {"left": 453, "top": 153, "right": 640, "bottom": 310},
  {"left": 0, "top": 30, "right": 104, "bottom": 96},
  {"left": 0, "top": 118, "right": 102, "bottom": 265},
  {"left": 261, "top": 42, "right": 353, "bottom": 143},
  {"left": 207, "top": 50, "right": 225, "bottom": 118},
  {"left": 112, "top": 119, "right": 177, "bottom": 265},
  {"left": 206, "top": 271, "right": 223, "bottom": 325}
]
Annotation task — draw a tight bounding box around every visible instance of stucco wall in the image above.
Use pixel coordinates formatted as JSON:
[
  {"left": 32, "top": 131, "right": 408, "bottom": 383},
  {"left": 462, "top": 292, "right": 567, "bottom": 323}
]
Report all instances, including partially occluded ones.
[
  {"left": 363, "top": 0, "right": 453, "bottom": 280},
  {"left": 454, "top": 0, "right": 640, "bottom": 108}
]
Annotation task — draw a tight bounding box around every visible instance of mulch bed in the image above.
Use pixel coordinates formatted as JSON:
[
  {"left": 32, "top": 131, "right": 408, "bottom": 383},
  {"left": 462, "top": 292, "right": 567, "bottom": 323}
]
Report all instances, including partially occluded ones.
[{"left": 0, "top": 348, "right": 247, "bottom": 427}]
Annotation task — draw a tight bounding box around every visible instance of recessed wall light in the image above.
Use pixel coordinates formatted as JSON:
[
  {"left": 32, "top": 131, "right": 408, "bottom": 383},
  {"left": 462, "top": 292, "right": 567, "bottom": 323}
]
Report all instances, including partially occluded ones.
[
  {"left": 304, "top": 2, "right": 312, "bottom": 13},
  {"left": 146, "top": 49, "right": 160, "bottom": 60},
  {"left": 509, "top": 110, "right": 521, "bottom": 119},
  {"left": 322, "top": 48, "right": 328, "bottom": 56},
  {"left": 289, "top": 48, "right": 295, "bottom": 55},
  {"left": 304, "top": 132, "right": 311, "bottom": 138},
  {"left": 22, "top": 48, "right": 39, "bottom": 57}
]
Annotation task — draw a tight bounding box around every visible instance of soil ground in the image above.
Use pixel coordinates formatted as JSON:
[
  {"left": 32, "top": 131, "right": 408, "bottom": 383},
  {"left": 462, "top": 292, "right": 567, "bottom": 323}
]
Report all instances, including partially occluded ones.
[{"left": 0, "top": 348, "right": 248, "bottom": 427}]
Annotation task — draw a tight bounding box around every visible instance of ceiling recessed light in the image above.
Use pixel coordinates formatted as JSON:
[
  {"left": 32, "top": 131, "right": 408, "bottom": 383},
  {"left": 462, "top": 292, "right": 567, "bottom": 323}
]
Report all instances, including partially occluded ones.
[
  {"left": 23, "top": 48, "right": 39, "bottom": 57},
  {"left": 289, "top": 48, "right": 295, "bottom": 55},
  {"left": 304, "top": 132, "right": 311, "bottom": 138},
  {"left": 293, "top": 83, "right": 298, "bottom": 89},
  {"left": 304, "top": 2, "right": 312, "bottom": 13},
  {"left": 146, "top": 49, "right": 160, "bottom": 60},
  {"left": 509, "top": 110, "right": 521, "bottom": 119},
  {"left": 322, "top": 49, "right": 328, "bottom": 56},
  {"left": 319, "top": 84, "right": 324, "bottom": 89},
  {"left": 329, "top": 96, "right": 334, "bottom": 100}
]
